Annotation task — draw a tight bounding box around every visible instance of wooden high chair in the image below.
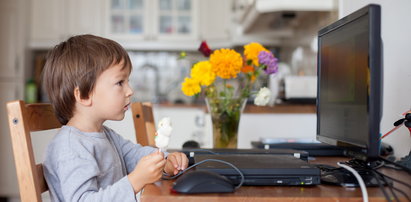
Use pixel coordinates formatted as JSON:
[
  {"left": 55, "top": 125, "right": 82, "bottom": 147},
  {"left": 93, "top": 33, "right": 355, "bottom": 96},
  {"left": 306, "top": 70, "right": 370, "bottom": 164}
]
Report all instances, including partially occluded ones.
[
  {"left": 131, "top": 102, "right": 156, "bottom": 147},
  {"left": 6, "top": 100, "right": 61, "bottom": 202}
]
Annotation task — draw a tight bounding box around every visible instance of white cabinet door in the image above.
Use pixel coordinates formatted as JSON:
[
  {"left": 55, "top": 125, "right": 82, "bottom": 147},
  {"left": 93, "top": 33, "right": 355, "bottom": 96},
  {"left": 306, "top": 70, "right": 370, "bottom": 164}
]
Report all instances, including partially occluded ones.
[
  {"left": 0, "top": 82, "right": 22, "bottom": 196},
  {"left": 0, "top": 0, "right": 18, "bottom": 78},
  {"left": 30, "top": 0, "right": 65, "bottom": 47},
  {"left": 199, "top": 0, "right": 232, "bottom": 41},
  {"left": 66, "top": 0, "right": 104, "bottom": 37},
  {"left": 106, "top": 0, "right": 199, "bottom": 46},
  {"left": 152, "top": 0, "right": 199, "bottom": 41},
  {"left": 106, "top": 0, "right": 149, "bottom": 41},
  {"left": 30, "top": 0, "right": 105, "bottom": 47},
  {"left": 153, "top": 106, "right": 210, "bottom": 149}
]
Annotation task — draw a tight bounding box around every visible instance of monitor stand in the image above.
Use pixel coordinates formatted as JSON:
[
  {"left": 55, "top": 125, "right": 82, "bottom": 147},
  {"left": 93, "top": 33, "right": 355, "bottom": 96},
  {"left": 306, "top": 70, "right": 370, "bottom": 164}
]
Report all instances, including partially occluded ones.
[{"left": 316, "top": 159, "right": 392, "bottom": 187}]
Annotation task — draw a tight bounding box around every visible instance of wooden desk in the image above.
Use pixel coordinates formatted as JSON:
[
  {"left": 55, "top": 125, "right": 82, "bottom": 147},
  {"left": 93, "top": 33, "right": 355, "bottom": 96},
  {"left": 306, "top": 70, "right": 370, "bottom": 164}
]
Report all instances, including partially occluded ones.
[{"left": 141, "top": 157, "right": 411, "bottom": 202}]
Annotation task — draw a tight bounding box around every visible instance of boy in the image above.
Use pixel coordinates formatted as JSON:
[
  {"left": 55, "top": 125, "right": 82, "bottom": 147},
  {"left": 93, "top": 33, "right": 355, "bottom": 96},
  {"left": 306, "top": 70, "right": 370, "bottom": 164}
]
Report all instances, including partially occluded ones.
[{"left": 42, "top": 35, "right": 188, "bottom": 201}]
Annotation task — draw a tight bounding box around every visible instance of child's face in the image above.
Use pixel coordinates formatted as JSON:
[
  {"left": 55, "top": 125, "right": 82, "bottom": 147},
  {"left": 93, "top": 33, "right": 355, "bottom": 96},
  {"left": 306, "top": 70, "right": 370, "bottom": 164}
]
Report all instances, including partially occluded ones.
[{"left": 90, "top": 62, "right": 133, "bottom": 121}]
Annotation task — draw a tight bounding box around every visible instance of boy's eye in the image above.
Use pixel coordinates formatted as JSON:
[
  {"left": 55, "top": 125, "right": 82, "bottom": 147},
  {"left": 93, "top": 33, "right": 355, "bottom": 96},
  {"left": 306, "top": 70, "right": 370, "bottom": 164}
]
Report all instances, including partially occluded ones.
[{"left": 116, "top": 81, "right": 124, "bottom": 86}]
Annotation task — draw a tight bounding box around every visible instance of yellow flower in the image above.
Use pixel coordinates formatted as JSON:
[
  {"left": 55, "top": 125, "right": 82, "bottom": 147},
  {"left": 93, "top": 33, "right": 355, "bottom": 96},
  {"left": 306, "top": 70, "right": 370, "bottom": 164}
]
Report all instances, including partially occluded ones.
[
  {"left": 181, "top": 77, "right": 201, "bottom": 96},
  {"left": 209, "top": 49, "right": 243, "bottom": 79},
  {"left": 244, "top": 42, "right": 268, "bottom": 66},
  {"left": 191, "top": 61, "right": 216, "bottom": 86}
]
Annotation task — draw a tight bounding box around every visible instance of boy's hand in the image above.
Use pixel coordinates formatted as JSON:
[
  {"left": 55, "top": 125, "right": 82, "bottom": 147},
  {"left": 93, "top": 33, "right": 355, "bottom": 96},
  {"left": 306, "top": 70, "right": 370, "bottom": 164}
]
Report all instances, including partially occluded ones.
[
  {"left": 164, "top": 152, "right": 188, "bottom": 176},
  {"left": 128, "top": 149, "right": 166, "bottom": 193}
]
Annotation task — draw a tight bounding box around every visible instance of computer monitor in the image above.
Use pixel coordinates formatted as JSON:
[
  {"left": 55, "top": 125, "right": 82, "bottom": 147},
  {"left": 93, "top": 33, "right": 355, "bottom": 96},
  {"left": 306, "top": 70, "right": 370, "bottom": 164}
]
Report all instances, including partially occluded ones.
[{"left": 316, "top": 4, "right": 382, "bottom": 161}]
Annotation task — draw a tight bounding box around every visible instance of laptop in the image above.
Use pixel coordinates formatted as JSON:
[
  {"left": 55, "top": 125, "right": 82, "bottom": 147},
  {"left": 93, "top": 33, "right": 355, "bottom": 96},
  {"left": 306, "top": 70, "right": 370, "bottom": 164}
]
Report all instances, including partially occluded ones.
[{"left": 194, "top": 154, "right": 320, "bottom": 186}]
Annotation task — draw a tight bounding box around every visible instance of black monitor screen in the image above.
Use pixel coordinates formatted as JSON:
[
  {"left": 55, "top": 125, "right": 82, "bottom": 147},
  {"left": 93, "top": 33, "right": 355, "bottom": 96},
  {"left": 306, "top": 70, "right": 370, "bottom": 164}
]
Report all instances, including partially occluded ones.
[{"left": 317, "top": 4, "right": 382, "bottom": 159}]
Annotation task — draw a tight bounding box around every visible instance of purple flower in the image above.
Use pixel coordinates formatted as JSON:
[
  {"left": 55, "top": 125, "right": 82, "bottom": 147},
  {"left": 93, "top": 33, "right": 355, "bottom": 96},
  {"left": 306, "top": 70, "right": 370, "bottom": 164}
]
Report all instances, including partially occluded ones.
[{"left": 258, "top": 51, "right": 278, "bottom": 74}]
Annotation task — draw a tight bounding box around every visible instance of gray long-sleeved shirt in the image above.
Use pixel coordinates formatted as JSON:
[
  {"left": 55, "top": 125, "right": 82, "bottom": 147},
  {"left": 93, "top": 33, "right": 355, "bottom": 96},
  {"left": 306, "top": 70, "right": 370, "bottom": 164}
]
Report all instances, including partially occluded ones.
[{"left": 43, "top": 125, "right": 158, "bottom": 202}]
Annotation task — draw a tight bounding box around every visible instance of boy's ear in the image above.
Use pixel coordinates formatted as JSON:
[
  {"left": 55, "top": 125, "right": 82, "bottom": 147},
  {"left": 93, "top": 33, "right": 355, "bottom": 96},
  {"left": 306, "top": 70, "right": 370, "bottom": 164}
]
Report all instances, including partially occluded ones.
[{"left": 73, "top": 87, "right": 92, "bottom": 106}]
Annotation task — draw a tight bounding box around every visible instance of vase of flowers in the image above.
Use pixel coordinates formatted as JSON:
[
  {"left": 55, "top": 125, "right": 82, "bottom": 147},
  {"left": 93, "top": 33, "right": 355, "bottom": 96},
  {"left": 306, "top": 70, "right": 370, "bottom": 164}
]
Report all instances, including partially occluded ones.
[
  {"left": 206, "top": 97, "right": 246, "bottom": 148},
  {"left": 181, "top": 41, "right": 279, "bottom": 148}
]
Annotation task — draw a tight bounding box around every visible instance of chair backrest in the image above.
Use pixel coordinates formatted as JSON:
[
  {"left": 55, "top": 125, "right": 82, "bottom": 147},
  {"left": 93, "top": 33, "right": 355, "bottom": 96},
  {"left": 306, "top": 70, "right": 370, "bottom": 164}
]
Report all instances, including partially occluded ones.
[
  {"left": 6, "top": 100, "right": 62, "bottom": 202},
  {"left": 131, "top": 102, "right": 156, "bottom": 146}
]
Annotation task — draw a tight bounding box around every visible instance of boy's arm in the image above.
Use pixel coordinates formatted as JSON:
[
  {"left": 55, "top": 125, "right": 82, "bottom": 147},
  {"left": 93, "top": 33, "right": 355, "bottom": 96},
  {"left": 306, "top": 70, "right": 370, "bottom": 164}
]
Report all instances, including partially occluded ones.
[
  {"left": 55, "top": 157, "right": 137, "bottom": 202},
  {"left": 105, "top": 127, "right": 168, "bottom": 172}
]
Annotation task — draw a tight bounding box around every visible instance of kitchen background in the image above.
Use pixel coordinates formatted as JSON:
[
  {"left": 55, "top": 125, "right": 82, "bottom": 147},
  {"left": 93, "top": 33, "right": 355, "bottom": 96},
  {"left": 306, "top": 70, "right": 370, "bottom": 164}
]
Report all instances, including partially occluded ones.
[{"left": 1, "top": 0, "right": 411, "bottom": 201}]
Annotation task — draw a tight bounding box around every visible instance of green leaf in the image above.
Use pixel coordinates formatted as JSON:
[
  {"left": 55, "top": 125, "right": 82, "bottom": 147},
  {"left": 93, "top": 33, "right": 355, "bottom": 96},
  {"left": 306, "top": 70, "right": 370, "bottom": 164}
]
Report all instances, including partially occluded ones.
[{"left": 247, "top": 59, "right": 253, "bottom": 66}]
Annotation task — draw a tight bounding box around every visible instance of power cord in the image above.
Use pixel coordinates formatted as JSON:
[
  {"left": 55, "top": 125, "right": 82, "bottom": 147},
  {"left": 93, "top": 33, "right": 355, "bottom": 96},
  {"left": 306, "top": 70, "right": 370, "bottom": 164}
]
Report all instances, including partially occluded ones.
[
  {"left": 371, "top": 170, "right": 392, "bottom": 202},
  {"left": 337, "top": 162, "right": 368, "bottom": 202},
  {"left": 379, "top": 156, "right": 411, "bottom": 175},
  {"left": 162, "top": 158, "right": 245, "bottom": 190},
  {"left": 372, "top": 169, "right": 411, "bottom": 201}
]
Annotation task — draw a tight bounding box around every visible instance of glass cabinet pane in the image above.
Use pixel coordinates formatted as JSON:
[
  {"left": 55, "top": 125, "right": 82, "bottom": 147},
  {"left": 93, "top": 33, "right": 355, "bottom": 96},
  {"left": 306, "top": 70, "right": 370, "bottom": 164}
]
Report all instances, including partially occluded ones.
[
  {"left": 159, "top": 0, "right": 172, "bottom": 11},
  {"left": 177, "top": 16, "right": 190, "bottom": 33},
  {"left": 110, "top": 0, "right": 145, "bottom": 35},
  {"left": 111, "top": 15, "right": 126, "bottom": 33},
  {"left": 110, "top": 0, "right": 193, "bottom": 36},
  {"left": 130, "top": 15, "right": 143, "bottom": 33},
  {"left": 177, "top": 0, "right": 190, "bottom": 11},
  {"left": 159, "top": 15, "right": 173, "bottom": 33},
  {"left": 129, "top": 0, "right": 143, "bottom": 9},
  {"left": 111, "top": 0, "right": 125, "bottom": 9}
]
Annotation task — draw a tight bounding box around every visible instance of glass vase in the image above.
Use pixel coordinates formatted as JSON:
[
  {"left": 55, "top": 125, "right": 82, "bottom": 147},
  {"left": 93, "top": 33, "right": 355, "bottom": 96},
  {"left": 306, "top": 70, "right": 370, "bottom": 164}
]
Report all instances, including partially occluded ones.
[{"left": 206, "top": 97, "right": 247, "bottom": 148}]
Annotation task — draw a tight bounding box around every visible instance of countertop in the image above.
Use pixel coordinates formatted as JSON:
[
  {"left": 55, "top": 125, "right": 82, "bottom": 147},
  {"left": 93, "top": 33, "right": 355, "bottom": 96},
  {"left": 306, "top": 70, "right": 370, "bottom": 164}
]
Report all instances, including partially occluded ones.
[{"left": 155, "top": 103, "right": 316, "bottom": 114}]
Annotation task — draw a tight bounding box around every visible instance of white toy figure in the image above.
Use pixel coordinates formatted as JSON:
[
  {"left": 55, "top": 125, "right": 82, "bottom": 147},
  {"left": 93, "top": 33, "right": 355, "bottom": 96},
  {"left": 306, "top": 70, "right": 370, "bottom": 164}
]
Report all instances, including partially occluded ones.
[{"left": 155, "top": 117, "right": 172, "bottom": 152}]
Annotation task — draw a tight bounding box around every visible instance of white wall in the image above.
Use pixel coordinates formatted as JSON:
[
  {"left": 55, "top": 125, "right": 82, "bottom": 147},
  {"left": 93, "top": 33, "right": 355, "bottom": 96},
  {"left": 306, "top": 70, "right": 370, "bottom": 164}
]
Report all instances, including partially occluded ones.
[{"left": 340, "top": 0, "right": 411, "bottom": 159}]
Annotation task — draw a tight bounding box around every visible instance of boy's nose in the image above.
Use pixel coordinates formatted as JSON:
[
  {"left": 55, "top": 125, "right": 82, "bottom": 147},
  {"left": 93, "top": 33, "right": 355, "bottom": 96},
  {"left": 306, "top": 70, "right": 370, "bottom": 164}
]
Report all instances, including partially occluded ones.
[{"left": 126, "top": 84, "right": 134, "bottom": 97}]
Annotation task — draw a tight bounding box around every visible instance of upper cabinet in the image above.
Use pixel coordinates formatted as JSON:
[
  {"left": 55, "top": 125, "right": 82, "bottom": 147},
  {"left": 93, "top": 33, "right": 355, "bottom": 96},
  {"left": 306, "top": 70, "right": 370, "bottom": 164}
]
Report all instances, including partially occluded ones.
[
  {"left": 28, "top": 0, "right": 235, "bottom": 50},
  {"left": 106, "top": 0, "right": 199, "bottom": 50},
  {"left": 66, "top": 0, "right": 104, "bottom": 37},
  {"left": 29, "top": 0, "right": 65, "bottom": 48},
  {"left": 30, "top": 0, "right": 104, "bottom": 48},
  {"left": 0, "top": 0, "right": 18, "bottom": 78},
  {"left": 106, "top": 0, "right": 149, "bottom": 40},
  {"left": 198, "top": 0, "right": 232, "bottom": 44}
]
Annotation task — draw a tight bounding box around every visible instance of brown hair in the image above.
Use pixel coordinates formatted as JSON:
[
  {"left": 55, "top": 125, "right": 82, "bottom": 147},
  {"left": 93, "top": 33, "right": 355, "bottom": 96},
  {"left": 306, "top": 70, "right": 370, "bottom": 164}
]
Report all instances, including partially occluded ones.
[{"left": 42, "top": 34, "right": 131, "bottom": 125}]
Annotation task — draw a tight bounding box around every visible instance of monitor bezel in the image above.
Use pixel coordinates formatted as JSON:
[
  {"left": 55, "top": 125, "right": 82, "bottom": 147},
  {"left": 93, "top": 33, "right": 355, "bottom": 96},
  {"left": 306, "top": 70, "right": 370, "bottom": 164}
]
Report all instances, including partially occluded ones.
[{"left": 316, "top": 4, "right": 382, "bottom": 160}]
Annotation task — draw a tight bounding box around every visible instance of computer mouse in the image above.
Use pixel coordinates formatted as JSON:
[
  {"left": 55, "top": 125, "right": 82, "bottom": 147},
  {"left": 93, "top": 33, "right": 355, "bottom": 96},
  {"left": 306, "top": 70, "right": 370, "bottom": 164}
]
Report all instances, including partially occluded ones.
[{"left": 171, "top": 170, "right": 235, "bottom": 194}]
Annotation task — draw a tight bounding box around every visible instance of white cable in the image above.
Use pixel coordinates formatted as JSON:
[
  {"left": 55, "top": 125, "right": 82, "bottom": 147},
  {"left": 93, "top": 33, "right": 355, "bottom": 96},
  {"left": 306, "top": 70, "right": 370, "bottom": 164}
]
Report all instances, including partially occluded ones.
[{"left": 337, "top": 162, "right": 368, "bottom": 202}]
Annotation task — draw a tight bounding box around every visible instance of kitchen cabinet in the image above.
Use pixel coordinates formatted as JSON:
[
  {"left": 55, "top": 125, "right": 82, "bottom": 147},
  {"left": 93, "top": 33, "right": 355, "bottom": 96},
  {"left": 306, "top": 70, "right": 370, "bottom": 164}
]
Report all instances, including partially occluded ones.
[
  {"left": 106, "top": 0, "right": 200, "bottom": 50},
  {"left": 30, "top": 0, "right": 65, "bottom": 48},
  {"left": 0, "top": 7, "right": 18, "bottom": 78},
  {"left": 0, "top": 82, "right": 22, "bottom": 197},
  {"left": 105, "top": 104, "right": 316, "bottom": 150},
  {"left": 66, "top": 0, "right": 104, "bottom": 37},
  {"left": 30, "top": 0, "right": 104, "bottom": 48},
  {"left": 0, "top": 0, "right": 28, "bottom": 197},
  {"left": 104, "top": 106, "right": 211, "bottom": 149},
  {"left": 29, "top": 0, "right": 234, "bottom": 50},
  {"left": 154, "top": 106, "right": 211, "bottom": 149},
  {"left": 198, "top": 0, "right": 232, "bottom": 43}
]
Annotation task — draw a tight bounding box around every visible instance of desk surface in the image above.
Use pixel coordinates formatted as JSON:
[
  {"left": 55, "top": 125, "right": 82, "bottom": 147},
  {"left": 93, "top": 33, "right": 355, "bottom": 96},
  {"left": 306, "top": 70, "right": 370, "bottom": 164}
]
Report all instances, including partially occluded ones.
[{"left": 141, "top": 157, "right": 411, "bottom": 202}]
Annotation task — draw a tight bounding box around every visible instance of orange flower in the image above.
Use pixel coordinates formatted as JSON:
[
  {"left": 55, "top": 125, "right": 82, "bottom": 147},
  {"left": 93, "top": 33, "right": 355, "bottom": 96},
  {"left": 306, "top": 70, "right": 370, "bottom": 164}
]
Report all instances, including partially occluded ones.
[
  {"left": 241, "top": 65, "right": 254, "bottom": 73},
  {"left": 209, "top": 49, "right": 243, "bottom": 79}
]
